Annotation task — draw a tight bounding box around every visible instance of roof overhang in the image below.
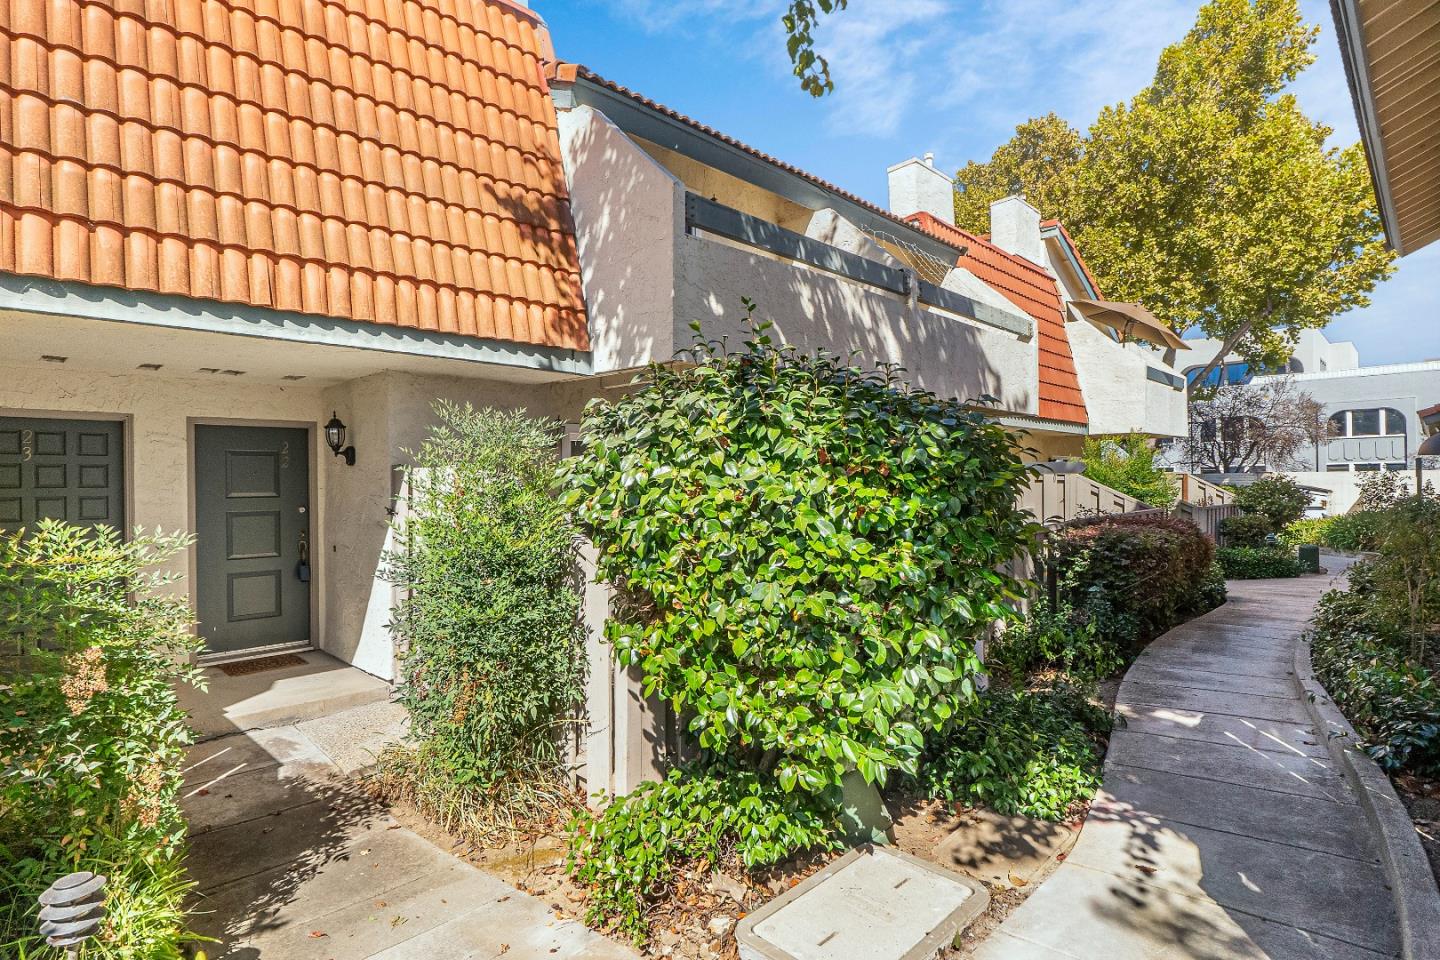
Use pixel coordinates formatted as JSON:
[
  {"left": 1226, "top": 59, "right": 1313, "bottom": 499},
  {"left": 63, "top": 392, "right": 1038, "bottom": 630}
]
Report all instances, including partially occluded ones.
[
  {"left": 554, "top": 71, "right": 966, "bottom": 266},
  {"left": 1332, "top": 0, "right": 1440, "bottom": 255},
  {"left": 1068, "top": 299, "right": 1189, "bottom": 351},
  {"left": 1040, "top": 224, "right": 1101, "bottom": 299}
]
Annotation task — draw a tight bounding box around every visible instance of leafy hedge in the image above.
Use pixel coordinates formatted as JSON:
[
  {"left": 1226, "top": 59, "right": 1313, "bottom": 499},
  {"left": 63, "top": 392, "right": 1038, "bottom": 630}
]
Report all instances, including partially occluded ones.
[
  {"left": 560, "top": 316, "right": 1036, "bottom": 940},
  {"left": 1323, "top": 511, "right": 1386, "bottom": 552},
  {"left": 1218, "top": 513, "right": 1272, "bottom": 548},
  {"left": 1217, "top": 546, "right": 1302, "bottom": 579},
  {"left": 378, "top": 404, "right": 585, "bottom": 841},
  {"left": 1279, "top": 516, "right": 1334, "bottom": 548},
  {"left": 1080, "top": 434, "right": 1177, "bottom": 509},
  {"left": 1052, "top": 513, "right": 1218, "bottom": 648},
  {"left": 913, "top": 680, "right": 1111, "bottom": 821},
  {"left": 1310, "top": 574, "right": 1439, "bottom": 776},
  {"left": 1, "top": 523, "right": 201, "bottom": 958},
  {"left": 561, "top": 319, "right": 1035, "bottom": 794}
]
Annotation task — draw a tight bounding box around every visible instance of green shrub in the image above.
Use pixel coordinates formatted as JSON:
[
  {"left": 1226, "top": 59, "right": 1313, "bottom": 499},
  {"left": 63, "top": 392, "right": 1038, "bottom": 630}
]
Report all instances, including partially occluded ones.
[
  {"left": 1233, "top": 475, "right": 1310, "bottom": 530},
  {"left": 560, "top": 314, "right": 1035, "bottom": 794},
  {"left": 1218, "top": 513, "right": 1272, "bottom": 548},
  {"left": 1311, "top": 585, "right": 1439, "bottom": 776},
  {"left": 1053, "top": 513, "right": 1215, "bottom": 647},
  {"left": 1193, "top": 560, "right": 1229, "bottom": 611},
  {"left": 989, "top": 598, "right": 1125, "bottom": 683},
  {"left": 1216, "top": 546, "right": 1302, "bottom": 579},
  {"left": 1370, "top": 497, "right": 1440, "bottom": 663},
  {"left": 1080, "top": 434, "right": 1178, "bottom": 508},
  {"left": 0, "top": 523, "right": 201, "bottom": 958},
  {"left": 1278, "top": 516, "right": 1334, "bottom": 548},
  {"left": 567, "top": 765, "right": 838, "bottom": 943},
  {"left": 914, "top": 680, "right": 1111, "bottom": 821},
  {"left": 378, "top": 403, "right": 585, "bottom": 842},
  {"left": 1323, "top": 511, "right": 1386, "bottom": 552}
]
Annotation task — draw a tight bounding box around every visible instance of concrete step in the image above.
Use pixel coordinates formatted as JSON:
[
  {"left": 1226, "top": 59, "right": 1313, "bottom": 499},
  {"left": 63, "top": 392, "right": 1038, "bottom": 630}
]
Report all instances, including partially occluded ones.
[{"left": 179, "top": 651, "right": 392, "bottom": 739}]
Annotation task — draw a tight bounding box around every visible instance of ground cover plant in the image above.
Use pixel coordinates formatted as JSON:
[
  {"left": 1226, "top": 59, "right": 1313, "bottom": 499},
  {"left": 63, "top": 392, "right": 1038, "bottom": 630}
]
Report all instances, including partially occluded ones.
[
  {"left": 913, "top": 678, "right": 1110, "bottom": 821},
  {"left": 375, "top": 403, "right": 586, "bottom": 843},
  {"left": 0, "top": 523, "right": 201, "bottom": 959},
  {"left": 1217, "top": 545, "right": 1301, "bottom": 579},
  {"left": 560, "top": 311, "right": 1036, "bottom": 941}
]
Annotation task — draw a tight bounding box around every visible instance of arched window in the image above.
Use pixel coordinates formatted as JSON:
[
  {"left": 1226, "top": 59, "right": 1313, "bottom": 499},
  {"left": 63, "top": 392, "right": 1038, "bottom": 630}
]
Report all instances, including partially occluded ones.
[{"left": 1328, "top": 408, "right": 1408, "bottom": 438}]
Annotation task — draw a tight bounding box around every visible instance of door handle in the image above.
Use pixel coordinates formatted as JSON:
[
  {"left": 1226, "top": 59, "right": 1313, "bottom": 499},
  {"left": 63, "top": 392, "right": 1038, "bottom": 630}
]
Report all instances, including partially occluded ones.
[{"left": 296, "top": 529, "right": 311, "bottom": 583}]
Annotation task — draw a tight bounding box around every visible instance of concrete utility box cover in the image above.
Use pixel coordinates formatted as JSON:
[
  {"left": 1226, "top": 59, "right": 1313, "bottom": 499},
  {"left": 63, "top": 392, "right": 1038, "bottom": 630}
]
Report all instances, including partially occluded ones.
[{"left": 736, "top": 845, "right": 988, "bottom": 960}]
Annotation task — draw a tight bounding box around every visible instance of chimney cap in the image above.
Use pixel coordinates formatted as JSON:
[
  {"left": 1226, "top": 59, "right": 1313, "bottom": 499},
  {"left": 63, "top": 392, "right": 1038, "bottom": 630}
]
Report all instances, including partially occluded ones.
[{"left": 924, "top": 152, "right": 935, "bottom": 167}]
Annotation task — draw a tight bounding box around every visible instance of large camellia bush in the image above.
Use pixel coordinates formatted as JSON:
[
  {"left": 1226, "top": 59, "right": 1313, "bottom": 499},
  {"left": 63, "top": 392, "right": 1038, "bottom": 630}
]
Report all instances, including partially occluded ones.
[{"left": 561, "top": 313, "right": 1036, "bottom": 939}]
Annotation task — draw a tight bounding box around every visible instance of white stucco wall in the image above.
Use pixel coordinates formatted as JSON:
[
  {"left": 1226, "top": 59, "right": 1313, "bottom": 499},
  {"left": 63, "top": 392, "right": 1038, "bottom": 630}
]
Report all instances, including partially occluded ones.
[
  {"left": 1067, "top": 316, "right": 1187, "bottom": 438},
  {"left": 559, "top": 104, "right": 1041, "bottom": 413},
  {"left": 0, "top": 360, "right": 329, "bottom": 624},
  {"left": 675, "top": 235, "right": 1038, "bottom": 411},
  {"left": 557, "top": 105, "right": 683, "bottom": 375}
]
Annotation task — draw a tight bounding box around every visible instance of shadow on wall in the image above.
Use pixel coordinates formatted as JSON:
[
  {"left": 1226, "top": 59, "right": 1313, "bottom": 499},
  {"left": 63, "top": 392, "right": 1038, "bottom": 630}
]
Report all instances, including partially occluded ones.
[
  {"left": 558, "top": 105, "right": 673, "bottom": 375},
  {"left": 680, "top": 235, "right": 1015, "bottom": 413}
]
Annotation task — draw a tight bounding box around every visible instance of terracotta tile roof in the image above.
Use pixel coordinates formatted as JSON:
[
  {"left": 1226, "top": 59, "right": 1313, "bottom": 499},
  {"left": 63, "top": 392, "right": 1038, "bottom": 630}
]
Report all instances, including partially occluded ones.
[
  {"left": 547, "top": 62, "right": 964, "bottom": 254},
  {"left": 0, "top": 0, "right": 586, "bottom": 350},
  {"left": 906, "top": 211, "right": 1087, "bottom": 425},
  {"left": 1040, "top": 218, "right": 1103, "bottom": 299}
]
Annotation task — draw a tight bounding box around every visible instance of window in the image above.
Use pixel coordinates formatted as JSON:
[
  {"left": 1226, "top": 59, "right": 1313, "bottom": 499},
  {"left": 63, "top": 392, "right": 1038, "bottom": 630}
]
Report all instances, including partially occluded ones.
[
  {"left": 1350, "top": 409, "right": 1382, "bottom": 436},
  {"left": 1328, "top": 408, "right": 1407, "bottom": 438},
  {"left": 1355, "top": 463, "right": 1381, "bottom": 471},
  {"left": 1183, "top": 362, "right": 1254, "bottom": 388},
  {"left": 1326, "top": 464, "right": 1349, "bottom": 472},
  {"left": 1386, "top": 462, "right": 1407, "bottom": 471}
]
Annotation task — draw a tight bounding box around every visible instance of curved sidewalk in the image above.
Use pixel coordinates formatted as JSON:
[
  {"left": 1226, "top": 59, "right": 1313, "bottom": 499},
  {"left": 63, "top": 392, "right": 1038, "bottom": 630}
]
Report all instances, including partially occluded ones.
[{"left": 975, "top": 567, "right": 1403, "bottom": 960}]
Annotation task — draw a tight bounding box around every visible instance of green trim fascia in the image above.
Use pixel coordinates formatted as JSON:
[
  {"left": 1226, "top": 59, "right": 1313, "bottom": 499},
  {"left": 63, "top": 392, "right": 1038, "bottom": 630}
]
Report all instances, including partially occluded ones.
[{"left": 0, "top": 273, "right": 592, "bottom": 376}]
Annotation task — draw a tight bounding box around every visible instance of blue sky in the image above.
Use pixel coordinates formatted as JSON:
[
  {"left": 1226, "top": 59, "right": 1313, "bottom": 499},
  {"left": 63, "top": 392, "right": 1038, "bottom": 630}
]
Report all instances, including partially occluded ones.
[{"left": 540, "top": 0, "right": 1438, "bottom": 366}]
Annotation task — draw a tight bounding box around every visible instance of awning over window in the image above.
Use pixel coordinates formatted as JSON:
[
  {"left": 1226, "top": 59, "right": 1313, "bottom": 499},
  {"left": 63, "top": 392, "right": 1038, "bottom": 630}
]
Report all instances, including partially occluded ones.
[{"left": 1068, "top": 299, "right": 1189, "bottom": 351}]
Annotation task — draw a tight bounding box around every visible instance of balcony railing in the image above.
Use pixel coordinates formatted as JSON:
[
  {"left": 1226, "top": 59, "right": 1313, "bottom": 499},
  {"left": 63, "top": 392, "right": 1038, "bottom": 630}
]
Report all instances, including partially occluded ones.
[{"left": 684, "top": 193, "right": 1032, "bottom": 339}]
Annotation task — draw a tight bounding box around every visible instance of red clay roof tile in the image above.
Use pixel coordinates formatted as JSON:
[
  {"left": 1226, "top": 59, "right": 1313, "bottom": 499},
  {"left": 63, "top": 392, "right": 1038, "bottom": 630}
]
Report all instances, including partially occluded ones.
[
  {"left": 0, "top": 0, "right": 586, "bottom": 350},
  {"left": 907, "top": 211, "right": 1087, "bottom": 425}
]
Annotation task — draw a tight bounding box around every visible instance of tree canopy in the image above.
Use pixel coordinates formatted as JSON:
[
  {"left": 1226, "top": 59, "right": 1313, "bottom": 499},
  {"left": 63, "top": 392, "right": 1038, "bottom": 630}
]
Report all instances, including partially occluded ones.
[{"left": 952, "top": 0, "right": 1393, "bottom": 385}]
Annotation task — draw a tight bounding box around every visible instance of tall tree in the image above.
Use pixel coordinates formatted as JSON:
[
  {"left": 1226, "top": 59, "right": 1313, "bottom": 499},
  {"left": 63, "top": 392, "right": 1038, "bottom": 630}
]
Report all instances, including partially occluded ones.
[
  {"left": 953, "top": 114, "right": 1083, "bottom": 235},
  {"left": 953, "top": 0, "right": 1393, "bottom": 387}
]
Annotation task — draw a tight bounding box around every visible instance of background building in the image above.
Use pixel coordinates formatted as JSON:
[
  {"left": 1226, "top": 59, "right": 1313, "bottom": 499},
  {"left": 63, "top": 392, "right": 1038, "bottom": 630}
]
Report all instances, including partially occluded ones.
[{"left": 1171, "top": 330, "right": 1439, "bottom": 512}]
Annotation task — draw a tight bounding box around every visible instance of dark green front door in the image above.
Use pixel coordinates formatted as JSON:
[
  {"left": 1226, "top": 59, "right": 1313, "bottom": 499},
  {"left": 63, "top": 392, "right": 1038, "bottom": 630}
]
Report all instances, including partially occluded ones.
[
  {"left": 194, "top": 425, "right": 310, "bottom": 655},
  {"left": 0, "top": 418, "right": 125, "bottom": 533}
]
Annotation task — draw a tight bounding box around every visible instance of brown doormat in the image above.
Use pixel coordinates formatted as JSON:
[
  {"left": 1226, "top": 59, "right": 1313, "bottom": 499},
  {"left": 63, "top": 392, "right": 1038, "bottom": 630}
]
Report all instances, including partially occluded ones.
[{"left": 215, "top": 653, "right": 307, "bottom": 677}]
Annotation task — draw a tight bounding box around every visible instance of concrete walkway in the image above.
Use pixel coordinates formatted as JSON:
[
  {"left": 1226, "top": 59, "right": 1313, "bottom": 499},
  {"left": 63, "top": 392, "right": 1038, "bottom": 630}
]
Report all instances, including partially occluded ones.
[
  {"left": 975, "top": 566, "right": 1403, "bottom": 960},
  {"left": 182, "top": 700, "right": 636, "bottom": 960}
]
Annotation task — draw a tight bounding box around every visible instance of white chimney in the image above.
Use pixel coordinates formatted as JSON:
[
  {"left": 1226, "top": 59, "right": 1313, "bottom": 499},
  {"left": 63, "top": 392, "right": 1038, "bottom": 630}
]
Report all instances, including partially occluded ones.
[
  {"left": 887, "top": 154, "right": 954, "bottom": 223},
  {"left": 989, "top": 195, "right": 1045, "bottom": 265}
]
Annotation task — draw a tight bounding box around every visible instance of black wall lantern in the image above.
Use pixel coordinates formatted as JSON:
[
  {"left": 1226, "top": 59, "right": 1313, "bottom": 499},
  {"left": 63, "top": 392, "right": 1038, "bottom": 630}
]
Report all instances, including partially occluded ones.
[{"left": 325, "top": 412, "right": 356, "bottom": 466}]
